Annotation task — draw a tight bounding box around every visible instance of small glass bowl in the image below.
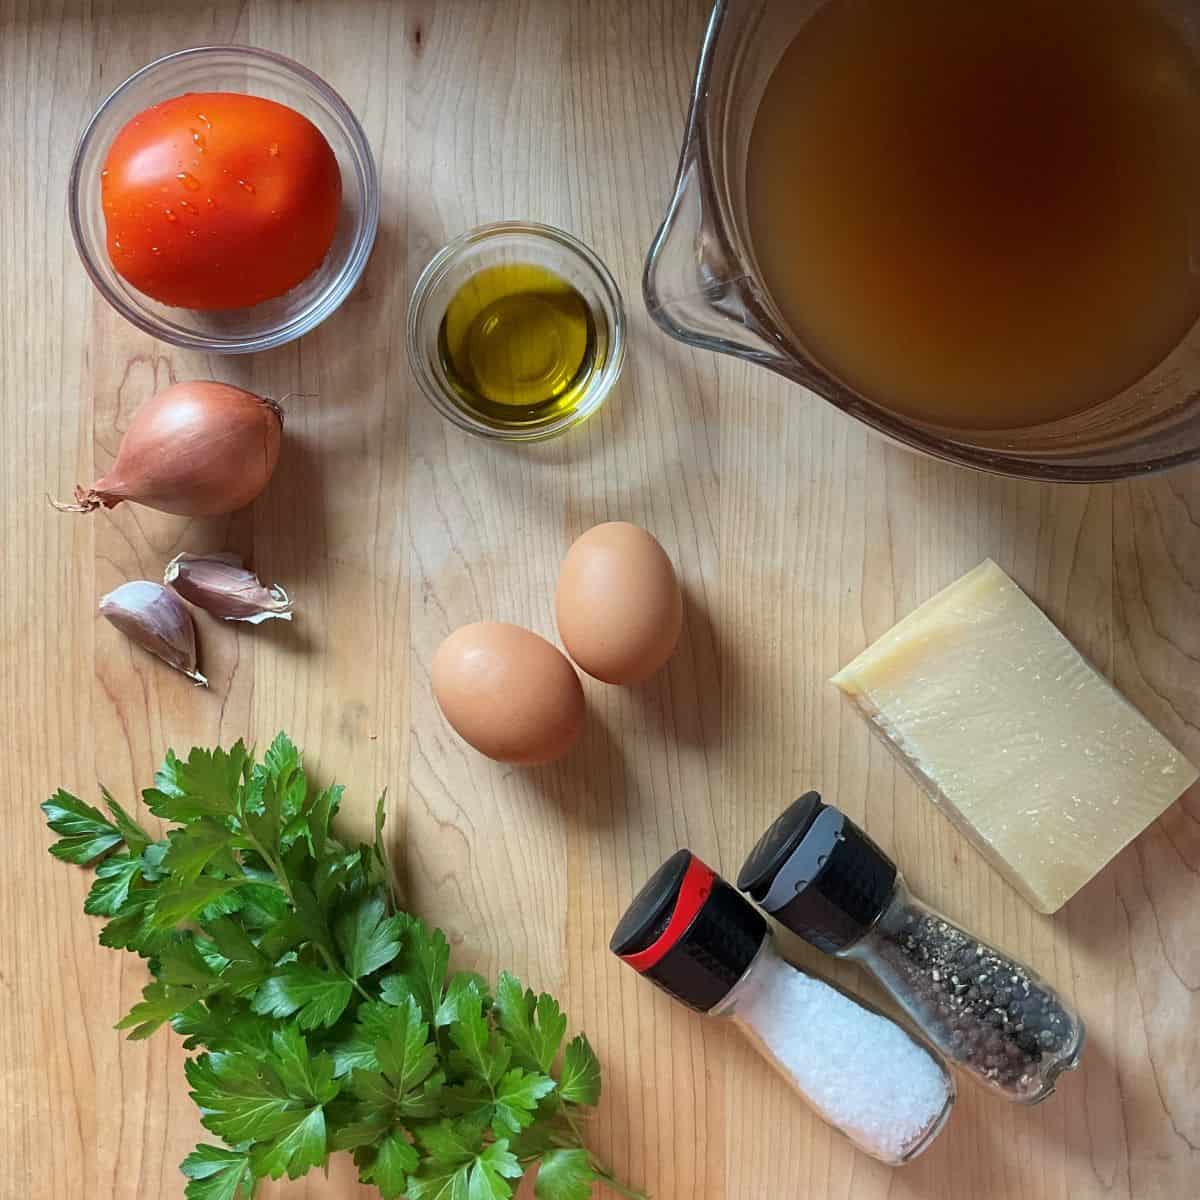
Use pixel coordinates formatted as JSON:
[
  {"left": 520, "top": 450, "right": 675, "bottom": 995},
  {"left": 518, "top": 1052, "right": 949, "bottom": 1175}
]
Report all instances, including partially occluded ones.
[
  {"left": 68, "top": 45, "right": 379, "bottom": 354},
  {"left": 408, "top": 222, "right": 626, "bottom": 441}
]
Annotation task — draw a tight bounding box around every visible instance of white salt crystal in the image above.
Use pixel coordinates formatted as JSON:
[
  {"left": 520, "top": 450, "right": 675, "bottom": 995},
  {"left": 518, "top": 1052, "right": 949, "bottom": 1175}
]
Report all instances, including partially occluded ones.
[{"left": 730, "top": 948, "right": 951, "bottom": 1162}]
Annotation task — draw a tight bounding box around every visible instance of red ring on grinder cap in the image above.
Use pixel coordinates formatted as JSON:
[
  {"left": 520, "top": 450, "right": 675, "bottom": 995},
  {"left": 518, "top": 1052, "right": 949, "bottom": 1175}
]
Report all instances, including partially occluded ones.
[
  {"left": 620, "top": 855, "right": 715, "bottom": 972},
  {"left": 610, "top": 849, "right": 767, "bottom": 1013}
]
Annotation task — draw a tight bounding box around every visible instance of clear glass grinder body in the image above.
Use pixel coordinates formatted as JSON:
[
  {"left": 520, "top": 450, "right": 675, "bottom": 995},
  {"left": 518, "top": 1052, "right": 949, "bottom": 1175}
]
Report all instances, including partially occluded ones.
[
  {"left": 611, "top": 850, "right": 955, "bottom": 1165},
  {"left": 846, "top": 874, "right": 1084, "bottom": 1100},
  {"left": 737, "top": 794, "right": 1085, "bottom": 1103}
]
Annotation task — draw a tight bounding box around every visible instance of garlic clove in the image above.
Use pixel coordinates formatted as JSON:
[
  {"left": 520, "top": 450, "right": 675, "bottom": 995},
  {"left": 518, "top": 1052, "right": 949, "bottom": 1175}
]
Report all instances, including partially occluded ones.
[
  {"left": 99, "top": 580, "right": 207, "bottom": 686},
  {"left": 164, "top": 552, "right": 294, "bottom": 624}
]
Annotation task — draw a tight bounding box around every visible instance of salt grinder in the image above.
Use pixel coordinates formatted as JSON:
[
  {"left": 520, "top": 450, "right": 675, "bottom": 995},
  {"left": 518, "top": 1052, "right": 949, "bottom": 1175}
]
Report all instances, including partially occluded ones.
[{"left": 611, "top": 850, "right": 954, "bottom": 1164}]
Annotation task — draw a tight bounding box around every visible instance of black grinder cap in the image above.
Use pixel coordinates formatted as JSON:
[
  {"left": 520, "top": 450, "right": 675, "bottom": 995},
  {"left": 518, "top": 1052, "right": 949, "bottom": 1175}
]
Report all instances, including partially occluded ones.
[
  {"left": 736, "top": 792, "right": 898, "bottom": 954},
  {"left": 611, "top": 850, "right": 767, "bottom": 1012}
]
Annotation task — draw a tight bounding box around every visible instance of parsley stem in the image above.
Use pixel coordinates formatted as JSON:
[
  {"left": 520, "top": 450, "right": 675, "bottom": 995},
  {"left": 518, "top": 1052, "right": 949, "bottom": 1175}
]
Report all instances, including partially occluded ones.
[
  {"left": 561, "top": 1113, "right": 649, "bottom": 1200},
  {"left": 595, "top": 1175, "right": 650, "bottom": 1200},
  {"left": 317, "top": 942, "right": 373, "bottom": 1002}
]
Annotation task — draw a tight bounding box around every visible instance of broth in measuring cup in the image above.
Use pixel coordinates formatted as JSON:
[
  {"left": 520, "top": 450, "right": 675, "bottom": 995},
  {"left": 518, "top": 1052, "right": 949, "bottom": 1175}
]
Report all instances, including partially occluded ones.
[{"left": 746, "top": 0, "right": 1200, "bottom": 430}]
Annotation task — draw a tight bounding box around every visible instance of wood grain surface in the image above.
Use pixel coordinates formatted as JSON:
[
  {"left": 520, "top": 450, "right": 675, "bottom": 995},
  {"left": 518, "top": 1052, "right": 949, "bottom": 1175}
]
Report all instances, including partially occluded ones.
[{"left": 2, "top": 2, "right": 1198, "bottom": 1198}]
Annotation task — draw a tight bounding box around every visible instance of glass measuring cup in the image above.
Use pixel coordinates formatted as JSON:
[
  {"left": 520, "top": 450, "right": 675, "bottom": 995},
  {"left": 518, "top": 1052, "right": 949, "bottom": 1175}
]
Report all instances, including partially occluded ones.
[{"left": 644, "top": 0, "right": 1200, "bottom": 480}]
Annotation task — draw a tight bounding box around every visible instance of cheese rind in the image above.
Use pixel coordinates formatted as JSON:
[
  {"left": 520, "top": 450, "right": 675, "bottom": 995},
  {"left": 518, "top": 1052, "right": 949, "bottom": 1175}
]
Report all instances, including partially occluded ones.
[{"left": 833, "top": 560, "right": 1197, "bottom": 913}]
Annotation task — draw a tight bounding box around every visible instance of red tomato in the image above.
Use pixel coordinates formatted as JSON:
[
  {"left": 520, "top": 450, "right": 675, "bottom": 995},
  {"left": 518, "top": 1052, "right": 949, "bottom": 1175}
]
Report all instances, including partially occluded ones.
[{"left": 101, "top": 92, "right": 342, "bottom": 310}]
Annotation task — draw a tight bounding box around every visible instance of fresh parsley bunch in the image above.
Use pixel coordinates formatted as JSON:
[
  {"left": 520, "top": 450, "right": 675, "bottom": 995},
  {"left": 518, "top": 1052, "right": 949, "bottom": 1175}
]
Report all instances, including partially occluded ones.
[{"left": 42, "top": 734, "right": 644, "bottom": 1200}]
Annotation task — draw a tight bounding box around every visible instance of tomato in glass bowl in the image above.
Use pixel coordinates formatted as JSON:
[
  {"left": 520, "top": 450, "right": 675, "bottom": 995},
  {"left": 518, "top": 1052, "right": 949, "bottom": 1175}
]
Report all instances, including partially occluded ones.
[
  {"left": 69, "top": 46, "right": 378, "bottom": 354},
  {"left": 101, "top": 91, "right": 342, "bottom": 311}
]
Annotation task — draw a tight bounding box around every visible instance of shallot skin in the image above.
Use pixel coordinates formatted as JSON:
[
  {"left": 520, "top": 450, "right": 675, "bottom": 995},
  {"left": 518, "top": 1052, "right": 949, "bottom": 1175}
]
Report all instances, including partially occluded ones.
[{"left": 60, "top": 381, "right": 283, "bottom": 517}]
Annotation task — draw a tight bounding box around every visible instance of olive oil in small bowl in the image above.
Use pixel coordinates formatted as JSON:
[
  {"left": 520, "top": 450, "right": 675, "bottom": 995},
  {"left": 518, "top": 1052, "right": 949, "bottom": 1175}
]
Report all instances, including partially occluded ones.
[{"left": 409, "top": 223, "right": 625, "bottom": 441}]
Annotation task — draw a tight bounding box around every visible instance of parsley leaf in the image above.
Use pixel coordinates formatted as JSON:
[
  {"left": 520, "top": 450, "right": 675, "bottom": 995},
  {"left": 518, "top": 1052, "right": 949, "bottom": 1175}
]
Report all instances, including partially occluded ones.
[
  {"left": 118, "top": 936, "right": 234, "bottom": 1038},
  {"left": 407, "top": 1161, "right": 472, "bottom": 1200},
  {"left": 270, "top": 1024, "right": 340, "bottom": 1100},
  {"left": 98, "top": 887, "right": 168, "bottom": 957},
  {"left": 174, "top": 1002, "right": 275, "bottom": 1056},
  {"left": 162, "top": 821, "right": 241, "bottom": 883},
  {"left": 336, "top": 892, "right": 405, "bottom": 979},
  {"left": 249, "top": 1107, "right": 327, "bottom": 1180},
  {"left": 180, "top": 1144, "right": 256, "bottom": 1200},
  {"left": 445, "top": 1067, "right": 554, "bottom": 1139},
  {"left": 492, "top": 1068, "right": 557, "bottom": 1135},
  {"left": 262, "top": 732, "right": 302, "bottom": 789},
  {"left": 375, "top": 995, "right": 440, "bottom": 1095},
  {"left": 417, "top": 1117, "right": 485, "bottom": 1164},
  {"left": 392, "top": 921, "right": 450, "bottom": 1022},
  {"left": 252, "top": 963, "right": 354, "bottom": 1030},
  {"left": 335, "top": 995, "right": 444, "bottom": 1146},
  {"left": 84, "top": 853, "right": 143, "bottom": 916},
  {"left": 450, "top": 999, "right": 510, "bottom": 1088},
  {"left": 203, "top": 916, "right": 271, "bottom": 972},
  {"left": 472, "top": 1140, "right": 524, "bottom": 1199},
  {"left": 495, "top": 974, "right": 567, "bottom": 1074},
  {"left": 330, "top": 998, "right": 400, "bottom": 1076},
  {"left": 436, "top": 972, "right": 488, "bottom": 1030},
  {"left": 355, "top": 1128, "right": 419, "bottom": 1198},
  {"left": 534, "top": 1149, "right": 598, "bottom": 1200},
  {"left": 410, "top": 1133, "right": 522, "bottom": 1200},
  {"left": 99, "top": 786, "right": 152, "bottom": 856},
  {"left": 147, "top": 742, "right": 249, "bottom": 824},
  {"left": 186, "top": 1029, "right": 337, "bottom": 1178},
  {"left": 157, "top": 937, "right": 225, "bottom": 989},
  {"left": 42, "top": 790, "right": 124, "bottom": 864},
  {"left": 305, "top": 783, "right": 343, "bottom": 858},
  {"left": 149, "top": 875, "right": 248, "bottom": 931},
  {"left": 558, "top": 1036, "right": 601, "bottom": 1106}
]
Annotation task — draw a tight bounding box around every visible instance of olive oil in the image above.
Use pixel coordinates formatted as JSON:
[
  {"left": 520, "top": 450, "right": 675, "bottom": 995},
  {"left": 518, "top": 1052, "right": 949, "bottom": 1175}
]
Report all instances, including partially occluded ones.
[
  {"left": 437, "top": 263, "right": 599, "bottom": 426},
  {"left": 747, "top": 0, "right": 1200, "bottom": 430}
]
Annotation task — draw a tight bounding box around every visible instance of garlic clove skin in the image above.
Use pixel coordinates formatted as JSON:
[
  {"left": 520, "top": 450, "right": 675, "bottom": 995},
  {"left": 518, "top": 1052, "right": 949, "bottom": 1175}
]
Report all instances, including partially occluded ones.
[
  {"left": 99, "top": 580, "right": 207, "bottom": 686},
  {"left": 164, "top": 552, "right": 294, "bottom": 624}
]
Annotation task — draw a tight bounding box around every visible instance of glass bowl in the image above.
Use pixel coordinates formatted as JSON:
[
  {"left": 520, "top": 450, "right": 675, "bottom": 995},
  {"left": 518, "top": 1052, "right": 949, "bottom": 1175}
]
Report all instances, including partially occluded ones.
[
  {"left": 408, "top": 222, "right": 626, "bottom": 442},
  {"left": 68, "top": 45, "right": 379, "bottom": 354}
]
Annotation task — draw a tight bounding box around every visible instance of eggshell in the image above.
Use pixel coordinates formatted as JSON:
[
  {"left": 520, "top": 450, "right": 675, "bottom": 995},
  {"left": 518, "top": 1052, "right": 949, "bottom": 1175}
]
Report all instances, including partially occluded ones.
[
  {"left": 556, "top": 522, "right": 683, "bottom": 685},
  {"left": 432, "top": 621, "right": 585, "bottom": 765}
]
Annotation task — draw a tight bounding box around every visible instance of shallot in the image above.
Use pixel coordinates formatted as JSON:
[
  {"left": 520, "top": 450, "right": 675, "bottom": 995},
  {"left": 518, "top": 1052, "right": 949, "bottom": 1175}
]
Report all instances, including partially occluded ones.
[
  {"left": 100, "top": 581, "right": 207, "bottom": 685},
  {"left": 55, "top": 381, "right": 283, "bottom": 517}
]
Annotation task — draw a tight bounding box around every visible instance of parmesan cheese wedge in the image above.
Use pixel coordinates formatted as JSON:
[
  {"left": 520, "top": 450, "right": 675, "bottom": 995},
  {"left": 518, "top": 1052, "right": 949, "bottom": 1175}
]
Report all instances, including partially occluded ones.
[{"left": 832, "top": 560, "right": 1197, "bottom": 913}]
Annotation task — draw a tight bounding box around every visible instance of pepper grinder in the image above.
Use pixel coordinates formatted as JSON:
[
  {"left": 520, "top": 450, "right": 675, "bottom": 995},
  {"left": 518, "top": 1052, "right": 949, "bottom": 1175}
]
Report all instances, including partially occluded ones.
[{"left": 737, "top": 794, "right": 1085, "bottom": 1103}]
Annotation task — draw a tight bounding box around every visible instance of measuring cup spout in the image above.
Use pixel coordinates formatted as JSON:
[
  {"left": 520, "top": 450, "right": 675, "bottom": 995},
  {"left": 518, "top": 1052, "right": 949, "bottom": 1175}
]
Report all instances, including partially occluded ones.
[{"left": 643, "top": 3, "right": 789, "bottom": 369}]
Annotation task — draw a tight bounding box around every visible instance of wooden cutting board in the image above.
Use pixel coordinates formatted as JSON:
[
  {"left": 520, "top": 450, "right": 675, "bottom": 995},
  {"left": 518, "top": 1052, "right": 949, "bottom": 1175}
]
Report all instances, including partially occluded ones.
[{"left": 2, "top": 2, "right": 1197, "bottom": 1197}]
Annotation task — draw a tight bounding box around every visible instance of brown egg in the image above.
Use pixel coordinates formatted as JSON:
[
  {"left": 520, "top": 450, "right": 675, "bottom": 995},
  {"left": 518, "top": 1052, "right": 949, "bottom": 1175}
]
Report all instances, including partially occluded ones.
[
  {"left": 432, "top": 621, "right": 585, "bottom": 765},
  {"left": 556, "top": 522, "right": 683, "bottom": 685}
]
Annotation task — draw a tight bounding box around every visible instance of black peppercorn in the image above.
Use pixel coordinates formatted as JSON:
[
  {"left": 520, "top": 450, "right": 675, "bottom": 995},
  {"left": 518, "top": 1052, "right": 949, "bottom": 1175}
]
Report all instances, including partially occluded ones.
[{"left": 869, "top": 904, "right": 1080, "bottom": 1100}]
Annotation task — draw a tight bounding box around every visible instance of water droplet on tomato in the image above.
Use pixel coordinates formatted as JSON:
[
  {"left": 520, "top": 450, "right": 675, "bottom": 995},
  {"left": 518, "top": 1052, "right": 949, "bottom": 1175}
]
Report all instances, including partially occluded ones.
[
  {"left": 164, "top": 208, "right": 177, "bottom": 222},
  {"left": 195, "top": 111, "right": 212, "bottom": 129},
  {"left": 237, "top": 179, "right": 256, "bottom": 194},
  {"left": 206, "top": 197, "right": 216, "bottom": 208},
  {"left": 178, "top": 199, "right": 196, "bottom": 214},
  {"left": 176, "top": 171, "right": 202, "bottom": 191},
  {"left": 190, "top": 128, "right": 207, "bottom": 151},
  {"left": 151, "top": 246, "right": 160, "bottom": 254},
  {"left": 268, "top": 142, "right": 280, "bottom": 157}
]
